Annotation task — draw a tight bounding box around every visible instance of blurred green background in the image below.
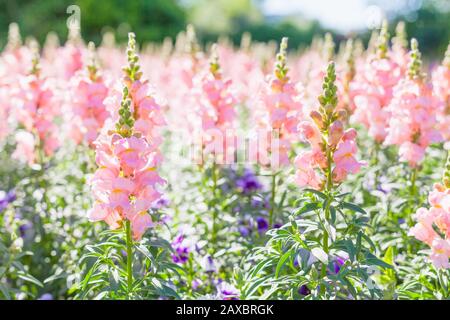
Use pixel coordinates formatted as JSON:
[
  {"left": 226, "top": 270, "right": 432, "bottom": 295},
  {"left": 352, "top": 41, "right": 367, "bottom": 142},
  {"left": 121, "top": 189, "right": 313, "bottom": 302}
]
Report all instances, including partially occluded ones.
[{"left": 0, "top": 0, "right": 449, "bottom": 56}]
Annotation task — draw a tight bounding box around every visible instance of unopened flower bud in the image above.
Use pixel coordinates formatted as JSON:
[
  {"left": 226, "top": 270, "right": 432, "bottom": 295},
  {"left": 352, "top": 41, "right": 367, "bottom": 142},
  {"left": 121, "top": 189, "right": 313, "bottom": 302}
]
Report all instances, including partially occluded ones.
[
  {"left": 310, "top": 111, "right": 324, "bottom": 130},
  {"left": 329, "top": 120, "right": 344, "bottom": 147}
]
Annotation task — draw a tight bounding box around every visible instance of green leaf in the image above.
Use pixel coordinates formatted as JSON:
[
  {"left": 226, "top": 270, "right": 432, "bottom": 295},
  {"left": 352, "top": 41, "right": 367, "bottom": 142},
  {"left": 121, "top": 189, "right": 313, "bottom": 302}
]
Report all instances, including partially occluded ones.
[
  {"left": 330, "top": 206, "right": 336, "bottom": 224},
  {"left": 304, "top": 188, "right": 327, "bottom": 199},
  {"left": 364, "top": 253, "right": 394, "bottom": 270},
  {"left": 0, "top": 266, "right": 7, "bottom": 278},
  {"left": 341, "top": 202, "right": 367, "bottom": 215},
  {"left": 275, "top": 251, "right": 292, "bottom": 278},
  {"left": 251, "top": 258, "right": 276, "bottom": 278},
  {"left": 17, "top": 272, "right": 43, "bottom": 287},
  {"left": 243, "top": 275, "right": 271, "bottom": 298},
  {"left": 0, "top": 284, "right": 11, "bottom": 300},
  {"left": 294, "top": 202, "right": 320, "bottom": 215},
  {"left": 340, "top": 276, "right": 357, "bottom": 298}
]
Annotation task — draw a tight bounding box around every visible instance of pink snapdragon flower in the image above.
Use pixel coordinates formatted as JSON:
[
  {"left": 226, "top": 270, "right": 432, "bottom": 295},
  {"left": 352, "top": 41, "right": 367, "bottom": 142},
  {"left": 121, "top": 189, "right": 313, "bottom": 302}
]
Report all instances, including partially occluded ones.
[
  {"left": 11, "top": 52, "right": 60, "bottom": 164},
  {"left": 295, "top": 62, "right": 364, "bottom": 190},
  {"left": 195, "top": 44, "right": 238, "bottom": 163},
  {"left": 432, "top": 43, "right": 450, "bottom": 141},
  {"left": 252, "top": 38, "right": 303, "bottom": 167},
  {"left": 385, "top": 39, "right": 442, "bottom": 167},
  {"left": 68, "top": 43, "right": 110, "bottom": 145},
  {"left": 90, "top": 131, "right": 165, "bottom": 240},
  {"left": 88, "top": 33, "right": 166, "bottom": 241},
  {"left": 351, "top": 23, "right": 402, "bottom": 142},
  {"left": 409, "top": 158, "right": 450, "bottom": 269}
]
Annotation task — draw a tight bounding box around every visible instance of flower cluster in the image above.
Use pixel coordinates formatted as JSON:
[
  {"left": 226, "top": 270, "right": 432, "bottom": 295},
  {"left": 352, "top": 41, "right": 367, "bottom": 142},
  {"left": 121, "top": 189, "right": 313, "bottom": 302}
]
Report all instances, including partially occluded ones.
[
  {"left": 409, "top": 153, "right": 450, "bottom": 268},
  {"left": 12, "top": 46, "right": 60, "bottom": 165},
  {"left": 351, "top": 22, "right": 402, "bottom": 142},
  {"left": 253, "top": 37, "right": 303, "bottom": 167},
  {"left": 171, "top": 234, "right": 190, "bottom": 264},
  {"left": 385, "top": 39, "right": 442, "bottom": 166},
  {"left": 198, "top": 44, "right": 238, "bottom": 161},
  {"left": 432, "top": 43, "right": 450, "bottom": 141},
  {"left": 69, "top": 42, "right": 110, "bottom": 145},
  {"left": 0, "top": 189, "right": 16, "bottom": 212},
  {"left": 88, "top": 33, "right": 166, "bottom": 240},
  {"left": 295, "top": 62, "right": 364, "bottom": 190},
  {"left": 235, "top": 168, "right": 263, "bottom": 195}
]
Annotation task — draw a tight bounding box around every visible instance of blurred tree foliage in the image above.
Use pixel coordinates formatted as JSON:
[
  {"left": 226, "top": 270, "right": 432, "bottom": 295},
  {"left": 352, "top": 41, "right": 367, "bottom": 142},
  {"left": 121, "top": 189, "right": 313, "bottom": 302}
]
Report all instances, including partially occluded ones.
[
  {"left": 392, "top": 0, "right": 450, "bottom": 58},
  {"left": 186, "top": 0, "right": 329, "bottom": 49},
  {"left": 0, "top": 0, "right": 448, "bottom": 56},
  {"left": 0, "top": 0, "right": 187, "bottom": 47}
]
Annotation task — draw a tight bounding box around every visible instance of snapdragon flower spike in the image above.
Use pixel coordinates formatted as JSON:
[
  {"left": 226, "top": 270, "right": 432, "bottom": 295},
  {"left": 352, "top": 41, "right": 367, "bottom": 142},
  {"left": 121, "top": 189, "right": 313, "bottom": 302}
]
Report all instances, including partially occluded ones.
[
  {"left": 322, "top": 33, "right": 335, "bottom": 62},
  {"left": 12, "top": 45, "right": 60, "bottom": 165},
  {"left": 392, "top": 21, "right": 408, "bottom": 51},
  {"left": 275, "top": 37, "right": 289, "bottom": 81},
  {"left": 253, "top": 37, "right": 303, "bottom": 167},
  {"left": 376, "top": 20, "right": 389, "bottom": 60},
  {"left": 391, "top": 21, "right": 410, "bottom": 73},
  {"left": 90, "top": 86, "right": 165, "bottom": 240},
  {"left": 58, "top": 21, "right": 84, "bottom": 80},
  {"left": 351, "top": 21, "right": 402, "bottom": 143},
  {"left": 409, "top": 152, "right": 450, "bottom": 268},
  {"left": 198, "top": 43, "right": 237, "bottom": 161},
  {"left": 432, "top": 43, "right": 450, "bottom": 140},
  {"left": 6, "top": 22, "right": 22, "bottom": 52},
  {"left": 123, "top": 32, "right": 143, "bottom": 82},
  {"left": 69, "top": 42, "right": 110, "bottom": 145},
  {"left": 89, "top": 33, "right": 166, "bottom": 241},
  {"left": 295, "top": 62, "right": 364, "bottom": 190},
  {"left": 115, "top": 32, "right": 166, "bottom": 157},
  {"left": 337, "top": 39, "right": 356, "bottom": 116},
  {"left": 185, "top": 24, "right": 201, "bottom": 59},
  {"left": 407, "top": 38, "right": 424, "bottom": 80},
  {"left": 385, "top": 39, "right": 442, "bottom": 166}
]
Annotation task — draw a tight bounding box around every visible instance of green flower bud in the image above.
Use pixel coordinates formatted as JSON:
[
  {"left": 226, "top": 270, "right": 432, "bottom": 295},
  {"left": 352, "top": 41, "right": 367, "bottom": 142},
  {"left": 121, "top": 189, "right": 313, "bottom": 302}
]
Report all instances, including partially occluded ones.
[
  {"left": 408, "top": 38, "right": 424, "bottom": 80},
  {"left": 376, "top": 20, "right": 390, "bottom": 59}
]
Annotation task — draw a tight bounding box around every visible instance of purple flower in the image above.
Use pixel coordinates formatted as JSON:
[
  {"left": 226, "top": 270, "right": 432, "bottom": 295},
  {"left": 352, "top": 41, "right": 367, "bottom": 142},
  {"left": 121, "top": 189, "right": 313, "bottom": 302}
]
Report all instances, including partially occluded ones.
[
  {"left": 38, "top": 293, "right": 53, "bottom": 300},
  {"left": 217, "top": 282, "right": 239, "bottom": 300},
  {"left": 329, "top": 256, "right": 347, "bottom": 274},
  {"left": 250, "top": 197, "right": 262, "bottom": 208},
  {"left": 152, "top": 197, "right": 170, "bottom": 210},
  {"left": 235, "top": 168, "right": 262, "bottom": 194},
  {"left": 171, "top": 235, "right": 190, "bottom": 264},
  {"left": 298, "top": 285, "right": 310, "bottom": 296},
  {"left": 0, "top": 189, "right": 16, "bottom": 212},
  {"left": 239, "top": 226, "right": 250, "bottom": 237},
  {"left": 19, "top": 221, "right": 33, "bottom": 238},
  {"left": 256, "top": 217, "right": 269, "bottom": 233},
  {"left": 398, "top": 218, "right": 405, "bottom": 225},
  {"left": 191, "top": 279, "right": 201, "bottom": 290},
  {"left": 203, "top": 255, "right": 217, "bottom": 273}
]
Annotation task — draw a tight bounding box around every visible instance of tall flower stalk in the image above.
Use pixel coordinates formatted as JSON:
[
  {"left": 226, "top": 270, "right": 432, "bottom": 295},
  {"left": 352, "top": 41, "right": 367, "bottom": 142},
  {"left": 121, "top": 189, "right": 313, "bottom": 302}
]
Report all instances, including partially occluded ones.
[
  {"left": 385, "top": 39, "right": 442, "bottom": 206},
  {"left": 89, "top": 33, "right": 166, "bottom": 297},
  {"left": 296, "top": 61, "right": 365, "bottom": 295},
  {"left": 409, "top": 151, "right": 450, "bottom": 269},
  {"left": 256, "top": 37, "right": 303, "bottom": 227}
]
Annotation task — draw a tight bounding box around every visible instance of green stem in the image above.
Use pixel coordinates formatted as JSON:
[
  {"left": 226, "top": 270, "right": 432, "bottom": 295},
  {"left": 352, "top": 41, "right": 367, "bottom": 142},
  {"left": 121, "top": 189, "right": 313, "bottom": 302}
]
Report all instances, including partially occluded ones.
[
  {"left": 269, "top": 173, "right": 277, "bottom": 228},
  {"left": 372, "top": 142, "right": 380, "bottom": 187},
  {"left": 325, "top": 145, "right": 333, "bottom": 192},
  {"left": 211, "top": 161, "right": 218, "bottom": 245},
  {"left": 410, "top": 167, "right": 417, "bottom": 197},
  {"left": 407, "top": 167, "right": 418, "bottom": 227},
  {"left": 125, "top": 220, "right": 133, "bottom": 297},
  {"left": 320, "top": 143, "right": 334, "bottom": 297}
]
